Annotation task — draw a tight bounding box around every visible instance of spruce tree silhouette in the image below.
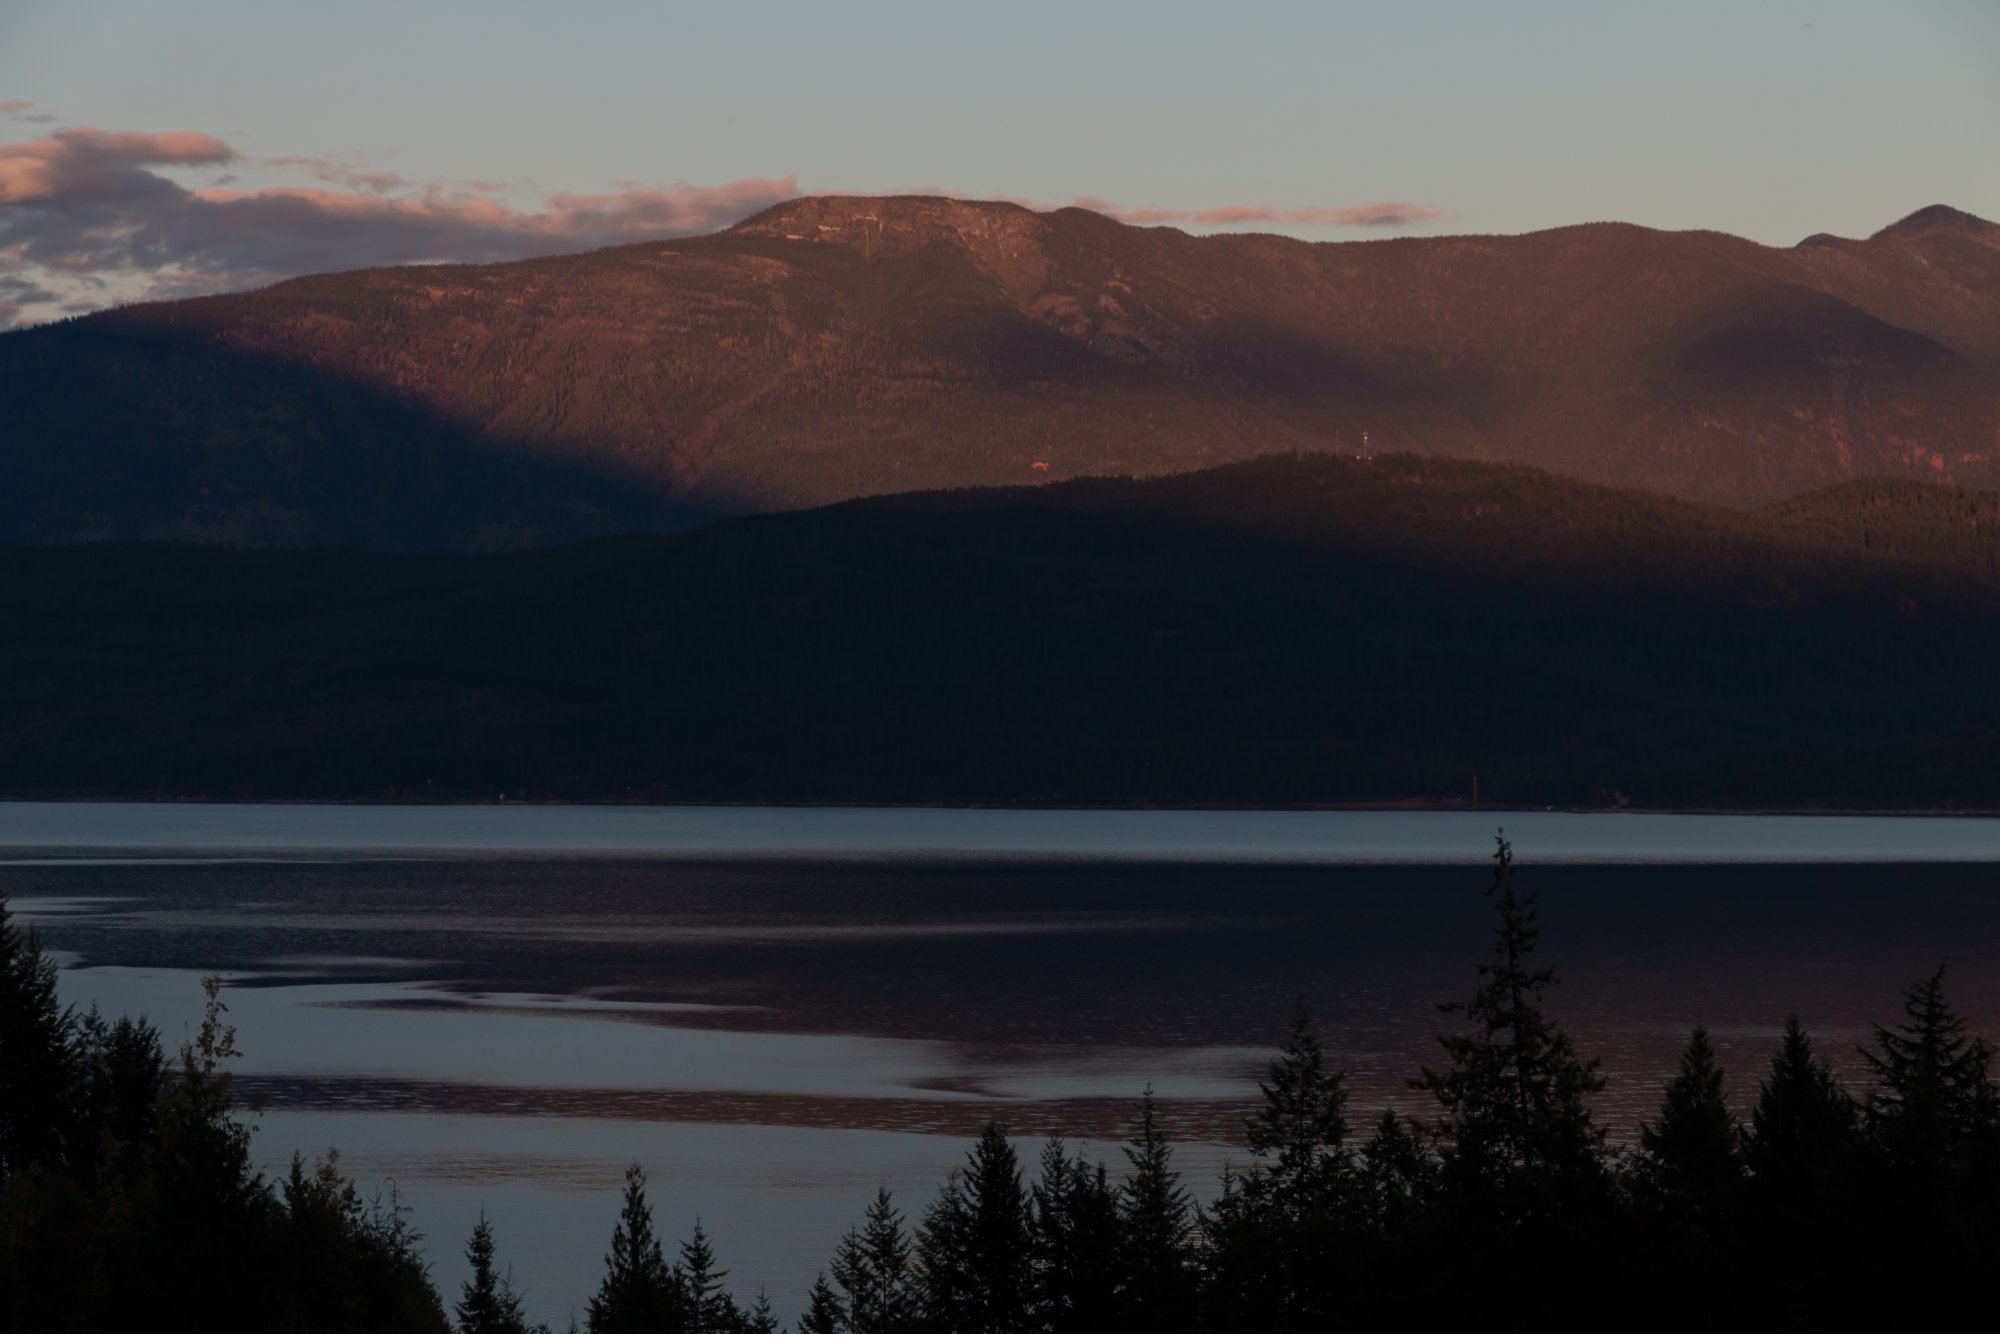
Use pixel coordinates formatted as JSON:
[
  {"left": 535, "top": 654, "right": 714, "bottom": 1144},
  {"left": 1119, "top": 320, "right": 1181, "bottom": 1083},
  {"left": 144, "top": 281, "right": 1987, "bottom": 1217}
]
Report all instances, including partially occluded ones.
[
  {"left": 1746, "top": 1014, "right": 1862, "bottom": 1202},
  {"left": 1858, "top": 966, "right": 2000, "bottom": 1307},
  {"left": 1117, "top": 1090, "right": 1198, "bottom": 1334},
  {"left": 1205, "top": 1004, "right": 1356, "bottom": 1332},
  {"left": 1862, "top": 965, "right": 2000, "bottom": 1178},
  {"left": 677, "top": 1220, "right": 741, "bottom": 1334},
  {"left": 1026, "top": 1138, "right": 1121, "bottom": 1332},
  {"left": 1404, "top": 832, "right": 1613, "bottom": 1328},
  {"left": 1638, "top": 1026, "right": 1744, "bottom": 1216},
  {"left": 795, "top": 1275, "right": 843, "bottom": 1334},
  {"left": 1741, "top": 1013, "right": 1864, "bottom": 1324},
  {"left": 457, "top": 1211, "right": 531, "bottom": 1334},
  {"left": 917, "top": 1123, "right": 1031, "bottom": 1333},
  {"left": 1414, "top": 832, "right": 1606, "bottom": 1206},
  {"left": 1629, "top": 1026, "right": 1746, "bottom": 1319},
  {"left": 1355, "top": 1108, "right": 1432, "bottom": 1236},
  {"left": 587, "top": 1164, "right": 684, "bottom": 1334},
  {"left": 73, "top": 1006, "right": 165, "bottom": 1180},
  {"left": 0, "top": 890, "right": 77, "bottom": 1183},
  {"left": 1243, "top": 1004, "right": 1352, "bottom": 1208},
  {"left": 831, "top": 1188, "right": 917, "bottom": 1333}
]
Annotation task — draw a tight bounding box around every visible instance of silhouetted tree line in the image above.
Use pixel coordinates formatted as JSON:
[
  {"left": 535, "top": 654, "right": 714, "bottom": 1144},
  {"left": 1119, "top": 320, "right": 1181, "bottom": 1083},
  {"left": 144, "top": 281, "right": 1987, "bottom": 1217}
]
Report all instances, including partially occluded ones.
[{"left": 6, "top": 835, "right": 1999, "bottom": 1332}]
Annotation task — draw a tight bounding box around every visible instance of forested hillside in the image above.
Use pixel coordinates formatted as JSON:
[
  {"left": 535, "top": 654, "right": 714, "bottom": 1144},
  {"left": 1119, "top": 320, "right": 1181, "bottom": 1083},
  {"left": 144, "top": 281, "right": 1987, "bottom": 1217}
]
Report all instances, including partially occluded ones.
[
  {"left": 5, "top": 454, "right": 2000, "bottom": 807},
  {"left": 2, "top": 198, "right": 1997, "bottom": 547}
]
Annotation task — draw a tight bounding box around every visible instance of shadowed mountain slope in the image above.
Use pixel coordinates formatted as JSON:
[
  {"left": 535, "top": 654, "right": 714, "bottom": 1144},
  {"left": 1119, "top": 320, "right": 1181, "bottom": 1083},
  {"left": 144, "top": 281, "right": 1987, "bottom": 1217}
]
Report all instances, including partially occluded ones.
[
  {"left": 5, "top": 454, "right": 2000, "bottom": 807},
  {"left": 3, "top": 198, "right": 1998, "bottom": 547}
]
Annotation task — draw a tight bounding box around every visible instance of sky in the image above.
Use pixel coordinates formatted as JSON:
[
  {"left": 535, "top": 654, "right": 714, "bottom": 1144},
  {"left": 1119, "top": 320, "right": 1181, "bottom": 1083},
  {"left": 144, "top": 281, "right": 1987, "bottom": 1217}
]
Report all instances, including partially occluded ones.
[{"left": 2, "top": 0, "right": 1996, "bottom": 328}]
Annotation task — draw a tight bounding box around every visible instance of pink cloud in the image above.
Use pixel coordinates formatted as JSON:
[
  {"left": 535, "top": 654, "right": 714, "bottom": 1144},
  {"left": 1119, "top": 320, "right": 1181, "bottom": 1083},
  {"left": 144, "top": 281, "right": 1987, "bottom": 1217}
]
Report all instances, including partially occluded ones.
[
  {"left": 1, "top": 100, "right": 56, "bottom": 124},
  {"left": 0, "top": 127, "right": 235, "bottom": 205},
  {"left": 0, "top": 121, "right": 801, "bottom": 326},
  {"left": 262, "top": 155, "right": 409, "bottom": 194},
  {"left": 0, "top": 116, "right": 1440, "bottom": 331}
]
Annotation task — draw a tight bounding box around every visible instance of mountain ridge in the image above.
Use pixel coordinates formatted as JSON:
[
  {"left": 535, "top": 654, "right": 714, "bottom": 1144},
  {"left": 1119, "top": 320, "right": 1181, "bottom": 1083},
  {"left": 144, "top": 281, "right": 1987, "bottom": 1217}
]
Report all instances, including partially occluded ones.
[{"left": 3, "top": 198, "right": 1998, "bottom": 548}]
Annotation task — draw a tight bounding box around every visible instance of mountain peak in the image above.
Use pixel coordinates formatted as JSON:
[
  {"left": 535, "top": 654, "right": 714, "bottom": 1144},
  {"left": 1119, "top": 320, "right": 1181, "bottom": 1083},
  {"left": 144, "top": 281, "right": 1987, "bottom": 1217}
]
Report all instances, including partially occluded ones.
[
  {"left": 728, "top": 194, "right": 1043, "bottom": 244},
  {"left": 1871, "top": 204, "right": 1998, "bottom": 241}
]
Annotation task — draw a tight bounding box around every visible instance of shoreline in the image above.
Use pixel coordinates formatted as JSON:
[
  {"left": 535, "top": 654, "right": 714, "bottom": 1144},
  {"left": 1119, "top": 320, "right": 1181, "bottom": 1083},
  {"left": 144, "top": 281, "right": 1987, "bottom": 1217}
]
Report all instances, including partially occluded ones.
[{"left": 4, "top": 794, "right": 2000, "bottom": 818}]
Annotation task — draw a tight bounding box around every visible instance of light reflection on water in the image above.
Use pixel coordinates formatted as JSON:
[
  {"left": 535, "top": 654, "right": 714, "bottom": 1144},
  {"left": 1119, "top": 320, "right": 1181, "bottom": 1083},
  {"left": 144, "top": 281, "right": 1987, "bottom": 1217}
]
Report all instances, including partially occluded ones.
[
  {"left": 10, "top": 801, "right": 2000, "bottom": 862},
  {"left": 6, "top": 809, "right": 2000, "bottom": 1324}
]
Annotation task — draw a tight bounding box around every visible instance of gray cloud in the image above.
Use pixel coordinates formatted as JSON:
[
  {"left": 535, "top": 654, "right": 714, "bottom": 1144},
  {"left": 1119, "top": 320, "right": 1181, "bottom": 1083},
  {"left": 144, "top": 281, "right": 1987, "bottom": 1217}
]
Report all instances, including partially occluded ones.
[
  {"left": 1, "top": 100, "right": 57, "bottom": 124},
  {"left": 0, "top": 122, "right": 801, "bottom": 328}
]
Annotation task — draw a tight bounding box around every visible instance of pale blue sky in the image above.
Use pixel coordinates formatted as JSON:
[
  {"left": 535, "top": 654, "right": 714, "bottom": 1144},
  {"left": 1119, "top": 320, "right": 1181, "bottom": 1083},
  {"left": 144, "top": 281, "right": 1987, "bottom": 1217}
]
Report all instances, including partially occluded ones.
[{"left": 1, "top": 0, "right": 1996, "bottom": 324}]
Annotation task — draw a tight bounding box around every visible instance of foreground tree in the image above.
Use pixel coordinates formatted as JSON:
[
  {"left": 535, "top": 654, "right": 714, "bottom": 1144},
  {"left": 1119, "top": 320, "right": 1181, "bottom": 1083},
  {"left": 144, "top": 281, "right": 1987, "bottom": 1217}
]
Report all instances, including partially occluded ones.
[
  {"left": 1117, "top": 1090, "right": 1199, "bottom": 1333},
  {"left": 1027, "top": 1138, "right": 1121, "bottom": 1332},
  {"left": 678, "top": 1220, "right": 742, "bottom": 1334},
  {"left": 1862, "top": 965, "right": 2000, "bottom": 1181},
  {"left": 587, "top": 1165, "right": 683, "bottom": 1334},
  {"left": 1745, "top": 1014, "right": 1862, "bottom": 1203},
  {"left": 73, "top": 1006, "right": 165, "bottom": 1180},
  {"left": 0, "top": 893, "right": 76, "bottom": 1184},
  {"left": 1858, "top": 966, "right": 2000, "bottom": 1309},
  {"left": 1414, "top": 833, "right": 1606, "bottom": 1207},
  {"left": 1205, "top": 1004, "right": 1354, "bottom": 1330},
  {"left": 917, "top": 1124, "right": 1031, "bottom": 1333},
  {"left": 830, "top": 1188, "right": 916, "bottom": 1334},
  {"left": 1737, "top": 1013, "right": 1865, "bottom": 1323},
  {"left": 458, "top": 1211, "right": 531, "bottom": 1334},
  {"left": 1405, "top": 833, "right": 1614, "bottom": 1324},
  {"left": 1355, "top": 1108, "right": 1432, "bottom": 1237},
  {"left": 795, "top": 1275, "right": 842, "bottom": 1334},
  {"left": 1638, "top": 1025, "right": 1744, "bottom": 1218}
]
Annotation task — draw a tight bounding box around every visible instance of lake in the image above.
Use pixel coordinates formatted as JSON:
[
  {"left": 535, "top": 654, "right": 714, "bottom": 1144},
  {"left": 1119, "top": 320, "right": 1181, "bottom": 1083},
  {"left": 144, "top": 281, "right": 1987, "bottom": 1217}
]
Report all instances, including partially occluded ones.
[{"left": 7, "top": 803, "right": 2000, "bottom": 1325}]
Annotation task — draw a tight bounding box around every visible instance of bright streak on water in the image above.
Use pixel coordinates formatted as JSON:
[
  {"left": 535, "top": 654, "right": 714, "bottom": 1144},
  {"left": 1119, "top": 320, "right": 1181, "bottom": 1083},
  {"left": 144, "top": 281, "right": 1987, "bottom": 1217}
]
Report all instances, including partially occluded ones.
[{"left": 8, "top": 802, "right": 2000, "bottom": 862}]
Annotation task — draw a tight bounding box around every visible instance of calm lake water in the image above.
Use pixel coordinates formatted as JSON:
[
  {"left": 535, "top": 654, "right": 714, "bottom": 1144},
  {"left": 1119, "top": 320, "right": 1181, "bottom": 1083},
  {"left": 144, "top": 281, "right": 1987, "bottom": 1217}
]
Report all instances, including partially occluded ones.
[{"left": 6, "top": 803, "right": 2000, "bottom": 1325}]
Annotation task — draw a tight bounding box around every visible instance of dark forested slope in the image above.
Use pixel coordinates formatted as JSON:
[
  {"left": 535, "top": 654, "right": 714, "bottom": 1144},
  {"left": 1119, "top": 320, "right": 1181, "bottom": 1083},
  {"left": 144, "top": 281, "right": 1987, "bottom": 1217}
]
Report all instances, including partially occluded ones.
[
  {"left": 3, "top": 199, "right": 1998, "bottom": 547},
  {"left": 5, "top": 454, "right": 2000, "bottom": 807}
]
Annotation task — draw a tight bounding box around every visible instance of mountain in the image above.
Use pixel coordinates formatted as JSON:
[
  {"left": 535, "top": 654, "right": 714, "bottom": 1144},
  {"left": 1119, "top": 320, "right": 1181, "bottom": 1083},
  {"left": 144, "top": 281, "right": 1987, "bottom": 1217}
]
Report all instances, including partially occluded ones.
[
  {"left": 6, "top": 454, "right": 2000, "bottom": 808},
  {"left": 3, "top": 199, "right": 1999, "bottom": 548}
]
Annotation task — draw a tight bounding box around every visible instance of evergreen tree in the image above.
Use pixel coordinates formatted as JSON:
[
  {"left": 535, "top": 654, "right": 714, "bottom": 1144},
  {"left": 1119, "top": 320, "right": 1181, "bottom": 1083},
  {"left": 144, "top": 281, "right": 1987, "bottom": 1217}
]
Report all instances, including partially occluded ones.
[
  {"left": 1242, "top": 1004, "right": 1352, "bottom": 1211},
  {"left": 745, "top": 1289, "right": 779, "bottom": 1334},
  {"left": 1744, "top": 1013, "right": 1861, "bottom": 1204},
  {"left": 457, "top": 1211, "right": 530, "bottom": 1334},
  {"left": 1739, "top": 1012, "right": 1869, "bottom": 1325},
  {"left": 73, "top": 1007, "right": 165, "bottom": 1179},
  {"left": 1355, "top": 1108, "right": 1433, "bottom": 1236},
  {"left": 0, "top": 891, "right": 77, "bottom": 1183},
  {"left": 677, "top": 1220, "right": 741, "bottom": 1334},
  {"left": 916, "top": 1124, "right": 1031, "bottom": 1333},
  {"left": 1027, "top": 1138, "right": 1121, "bottom": 1332},
  {"left": 274, "top": 1153, "right": 451, "bottom": 1334},
  {"left": 158, "top": 975, "right": 256, "bottom": 1188},
  {"left": 143, "top": 974, "right": 271, "bottom": 1332},
  {"left": 1204, "top": 1006, "right": 1358, "bottom": 1331},
  {"left": 1637, "top": 1026, "right": 1744, "bottom": 1216},
  {"left": 1117, "top": 1090, "right": 1197, "bottom": 1333},
  {"left": 796, "top": 1276, "right": 842, "bottom": 1334},
  {"left": 1856, "top": 966, "right": 2000, "bottom": 1311},
  {"left": 830, "top": 1188, "right": 916, "bottom": 1333},
  {"left": 587, "top": 1164, "right": 683, "bottom": 1334},
  {"left": 1861, "top": 965, "right": 2000, "bottom": 1179},
  {"left": 1414, "top": 833, "right": 1606, "bottom": 1207}
]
